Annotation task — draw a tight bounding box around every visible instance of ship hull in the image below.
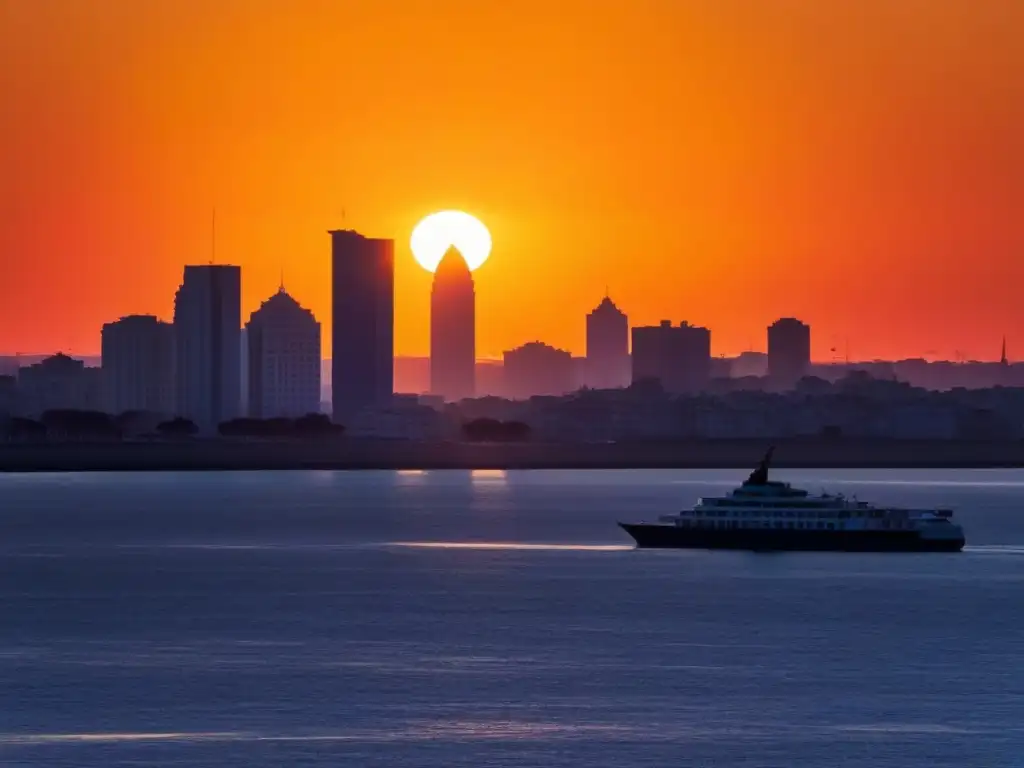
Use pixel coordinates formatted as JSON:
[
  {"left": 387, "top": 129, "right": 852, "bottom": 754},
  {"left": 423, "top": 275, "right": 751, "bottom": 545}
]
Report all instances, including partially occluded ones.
[{"left": 619, "top": 523, "right": 965, "bottom": 553}]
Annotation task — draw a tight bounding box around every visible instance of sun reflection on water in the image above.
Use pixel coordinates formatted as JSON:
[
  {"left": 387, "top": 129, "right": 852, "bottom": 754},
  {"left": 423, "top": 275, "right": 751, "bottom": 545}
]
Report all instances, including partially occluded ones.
[{"left": 388, "top": 542, "right": 631, "bottom": 551}]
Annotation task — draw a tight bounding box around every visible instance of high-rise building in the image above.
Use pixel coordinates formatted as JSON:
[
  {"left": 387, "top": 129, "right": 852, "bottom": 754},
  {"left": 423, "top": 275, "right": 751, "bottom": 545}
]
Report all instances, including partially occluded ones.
[
  {"left": 100, "top": 315, "right": 174, "bottom": 414},
  {"left": 173, "top": 264, "right": 242, "bottom": 430},
  {"left": 329, "top": 230, "right": 394, "bottom": 422},
  {"left": 631, "top": 320, "right": 711, "bottom": 393},
  {"left": 246, "top": 287, "right": 321, "bottom": 418},
  {"left": 503, "top": 342, "right": 575, "bottom": 399},
  {"left": 430, "top": 247, "right": 475, "bottom": 401},
  {"left": 767, "top": 318, "right": 811, "bottom": 388},
  {"left": 585, "top": 295, "right": 630, "bottom": 389}
]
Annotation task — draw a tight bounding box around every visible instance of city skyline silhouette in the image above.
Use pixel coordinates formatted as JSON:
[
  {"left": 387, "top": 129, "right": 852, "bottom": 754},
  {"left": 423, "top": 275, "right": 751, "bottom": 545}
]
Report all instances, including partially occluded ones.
[
  {"left": 2, "top": 2, "right": 1022, "bottom": 360},
  {"left": 4, "top": 7, "right": 1024, "bottom": 766}
]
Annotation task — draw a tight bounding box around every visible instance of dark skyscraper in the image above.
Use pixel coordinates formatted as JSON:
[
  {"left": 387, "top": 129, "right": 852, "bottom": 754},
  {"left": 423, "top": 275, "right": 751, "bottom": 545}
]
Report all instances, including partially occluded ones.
[
  {"left": 173, "top": 265, "right": 242, "bottom": 431},
  {"left": 430, "top": 247, "right": 475, "bottom": 402},
  {"left": 767, "top": 317, "right": 811, "bottom": 388},
  {"left": 585, "top": 295, "right": 630, "bottom": 389},
  {"left": 329, "top": 229, "right": 394, "bottom": 421}
]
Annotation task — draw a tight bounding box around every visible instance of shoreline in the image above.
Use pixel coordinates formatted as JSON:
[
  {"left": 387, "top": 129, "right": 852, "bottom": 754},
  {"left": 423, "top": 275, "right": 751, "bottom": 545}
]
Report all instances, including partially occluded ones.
[{"left": 2, "top": 438, "right": 1024, "bottom": 472}]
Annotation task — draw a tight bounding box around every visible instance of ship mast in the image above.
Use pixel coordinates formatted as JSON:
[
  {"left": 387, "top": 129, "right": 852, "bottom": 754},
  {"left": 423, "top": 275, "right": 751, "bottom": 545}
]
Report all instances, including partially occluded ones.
[{"left": 745, "top": 446, "right": 775, "bottom": 485}]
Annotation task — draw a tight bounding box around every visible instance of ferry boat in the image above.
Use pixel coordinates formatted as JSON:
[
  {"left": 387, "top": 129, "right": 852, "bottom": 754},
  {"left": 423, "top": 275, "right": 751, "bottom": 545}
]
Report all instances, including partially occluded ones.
[{"left": 619, "top": 448, "right": 965, "bottom": 552}]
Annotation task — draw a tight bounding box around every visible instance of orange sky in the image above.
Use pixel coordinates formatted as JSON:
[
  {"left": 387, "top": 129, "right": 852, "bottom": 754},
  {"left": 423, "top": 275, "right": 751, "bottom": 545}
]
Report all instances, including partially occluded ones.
[{"left": 2, "top": 0, "right": 1022, "bottom": 362}]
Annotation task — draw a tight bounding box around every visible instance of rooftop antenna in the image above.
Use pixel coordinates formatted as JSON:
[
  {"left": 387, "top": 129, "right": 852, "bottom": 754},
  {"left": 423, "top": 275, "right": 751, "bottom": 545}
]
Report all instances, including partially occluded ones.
[{"left": 279, "top": 266, "right": 285, "bottom": 293}]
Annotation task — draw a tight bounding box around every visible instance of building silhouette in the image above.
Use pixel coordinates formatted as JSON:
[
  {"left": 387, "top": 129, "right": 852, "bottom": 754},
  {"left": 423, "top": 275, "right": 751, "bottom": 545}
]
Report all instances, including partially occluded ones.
[
  {"left": 245, "top": 287, "right": 321, "bottom": 418},
  {"left": 731, "top": 350, "right": 769, "bottom": 379},
  {"left": 17, "top": 353, "right": 102, "bottom": 417},
  {"left": 430, "top": 247, "right": 476, "bottom": 401},
  {"left": 632, "top": 320, "right": 711, "bottom": 393},
  {"left": 585, "top": 295, "right": 630, "bottom": 389},
  {"left": 100, "top": 315, "right": 174, "bottom": 415},
  {"left": 173, "top": 264, "right": 242, "bottom": 430},
  {"left": 475, "top": 359, "right": 505, "bottom": 396},
  {"left": 0, "top": 375, "right": 16, "bottom": 416},
  {"left": 767, "top": 318, "right": 811, "bottom": 388},
  {"left": 329, "top": 230, "right": 394, "bottom": 421},
  {"left": 240, "top": 327, "right": 249, "bottom": 415},
  {"left": 503, "top": 342, "right": 575, "bottom": 399}
]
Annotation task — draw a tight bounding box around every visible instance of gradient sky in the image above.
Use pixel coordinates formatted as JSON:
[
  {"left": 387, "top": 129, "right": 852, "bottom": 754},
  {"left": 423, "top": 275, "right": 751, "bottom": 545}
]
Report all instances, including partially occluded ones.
[{"left": 2, "top": 0, "right": 1022, "bottom": 362}]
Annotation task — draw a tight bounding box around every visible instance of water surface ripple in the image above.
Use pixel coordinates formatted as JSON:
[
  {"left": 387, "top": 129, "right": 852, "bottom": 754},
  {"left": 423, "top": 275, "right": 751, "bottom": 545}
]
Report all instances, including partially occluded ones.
[{"left": 1, "top": 468, "right": 1022, "bottom": 767}]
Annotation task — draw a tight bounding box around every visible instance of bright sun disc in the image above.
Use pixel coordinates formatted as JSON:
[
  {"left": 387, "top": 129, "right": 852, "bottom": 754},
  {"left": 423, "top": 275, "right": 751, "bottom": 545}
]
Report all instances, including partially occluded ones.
[{"left": 410, "top": 210, "right": 492, "bottom": 272}]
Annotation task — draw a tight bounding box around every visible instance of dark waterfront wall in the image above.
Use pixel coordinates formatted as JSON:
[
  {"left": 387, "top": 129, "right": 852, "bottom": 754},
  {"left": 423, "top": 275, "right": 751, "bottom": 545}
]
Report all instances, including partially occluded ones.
[{"left": 2, "top": 438, "right": 1024, "bottom": 472}]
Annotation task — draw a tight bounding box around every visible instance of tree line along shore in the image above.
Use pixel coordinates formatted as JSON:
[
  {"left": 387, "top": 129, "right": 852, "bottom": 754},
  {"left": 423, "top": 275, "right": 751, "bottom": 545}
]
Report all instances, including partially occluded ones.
[
  {"left": 2, "top": 436, "right": 1024, "bottom": 472},
  {"left": 1, "top": 409, "right": 532, "bottom": 441}
]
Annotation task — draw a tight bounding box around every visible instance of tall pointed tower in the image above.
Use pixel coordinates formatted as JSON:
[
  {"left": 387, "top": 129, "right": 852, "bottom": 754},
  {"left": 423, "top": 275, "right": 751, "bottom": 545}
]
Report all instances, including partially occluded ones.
[
  {"left": 585, "top": 294, "right": 630, "bottom": 388},
  {"left": 430, "top": 247, "right": 476, "bottom": 401}
]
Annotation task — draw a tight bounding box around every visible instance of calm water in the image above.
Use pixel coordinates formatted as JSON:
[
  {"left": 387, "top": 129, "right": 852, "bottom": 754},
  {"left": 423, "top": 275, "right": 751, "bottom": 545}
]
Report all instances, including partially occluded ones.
[{"left": 1, "top": 469, "right": 1023, "bottom": 767}]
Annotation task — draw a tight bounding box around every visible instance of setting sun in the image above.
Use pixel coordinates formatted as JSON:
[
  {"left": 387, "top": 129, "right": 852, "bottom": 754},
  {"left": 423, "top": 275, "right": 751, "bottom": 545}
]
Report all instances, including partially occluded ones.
[{"left": 410, "top": 210, "right": 492, "bottom": 273}]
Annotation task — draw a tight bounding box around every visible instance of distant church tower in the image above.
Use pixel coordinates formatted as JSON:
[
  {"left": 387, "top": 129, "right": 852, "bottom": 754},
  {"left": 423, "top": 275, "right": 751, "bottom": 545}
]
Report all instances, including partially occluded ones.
[{"left": 430, "top": 247, "right": 476, "bottom": 401}]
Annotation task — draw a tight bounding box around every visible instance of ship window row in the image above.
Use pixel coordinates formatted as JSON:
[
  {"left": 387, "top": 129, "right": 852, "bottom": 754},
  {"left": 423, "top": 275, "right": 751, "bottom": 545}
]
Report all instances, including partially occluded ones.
[
  {"left": 682, "top": 520, "right": 837, "bottom": 531},
  {"left": 690, "top": 509, "right": 874, "bottom": 519},
  {"left": 705, "top": 499, "right": 841, "bottom": 508}
]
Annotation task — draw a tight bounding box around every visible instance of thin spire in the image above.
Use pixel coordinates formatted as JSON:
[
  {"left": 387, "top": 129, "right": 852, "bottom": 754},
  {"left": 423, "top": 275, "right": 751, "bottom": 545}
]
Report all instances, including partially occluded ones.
[
  {"left": 279, "top": 266, "right": 285, "bottom": 293},
  {"left": 211, "top": 208, "right": 217, "bottom": 264},
  {"left": 1001, "top": 336, "right": 1008, "bottom": 366}
]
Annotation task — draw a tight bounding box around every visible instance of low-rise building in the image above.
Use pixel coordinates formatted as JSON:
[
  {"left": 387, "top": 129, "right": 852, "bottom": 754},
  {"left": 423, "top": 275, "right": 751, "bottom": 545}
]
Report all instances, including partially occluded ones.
[
  {"left": 503, "top": 342, "right": 575, "bottom": 399},
  {"left": 101, "top": 315, "right": 174, "bottom": 415},
  {"left": 17, "top": 354, "right": 102, "bottom": 417},
  {"left": 632, "top": 320, "right": 711, "bottom": 393},
  {"left": 0, "top": 375, "right": 18, "bottom": 417}
]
